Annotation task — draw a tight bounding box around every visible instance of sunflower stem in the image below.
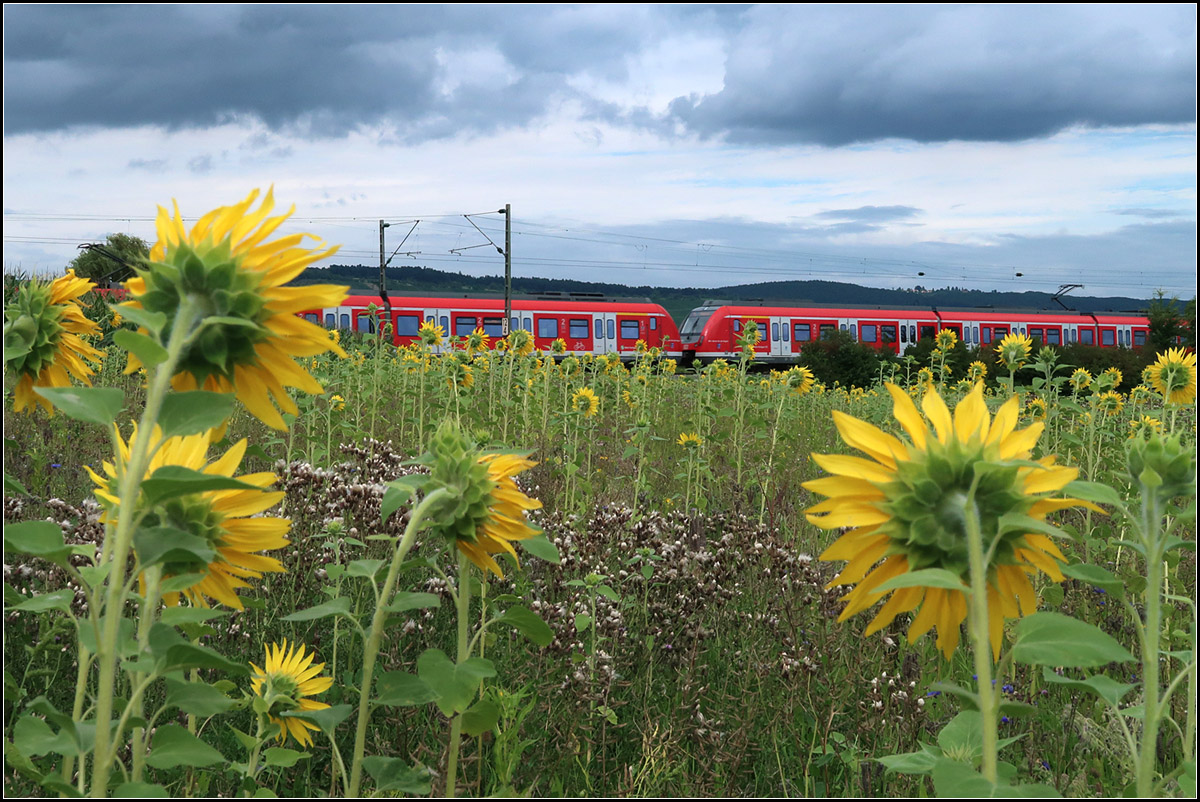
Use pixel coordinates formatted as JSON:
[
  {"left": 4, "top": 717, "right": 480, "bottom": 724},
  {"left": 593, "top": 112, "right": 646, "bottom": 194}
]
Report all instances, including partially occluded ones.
[
  {"left": 89, "top": 297, "right": 199, "bottom": 797},
  {"left": 963, "top": 487, "right": 1000, "bottom": 784},
  {"left": 445, "top": 548, "right": 472, "bottom": 798},
  {"left": 129, "top": 564, "right": 164, "bottom": 783},
  {"left": 346, "top": 487, "right": 450, "bottom": 797}
]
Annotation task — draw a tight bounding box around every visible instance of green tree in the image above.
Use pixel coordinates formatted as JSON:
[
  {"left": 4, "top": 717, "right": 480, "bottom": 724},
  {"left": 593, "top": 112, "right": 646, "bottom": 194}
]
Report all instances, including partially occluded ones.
[
  {"left": 1146, "top": 289, "right": 1185, "bottom": 351},
  {"left": 66, "top": 232, "right": 149, "bottom": 285}
]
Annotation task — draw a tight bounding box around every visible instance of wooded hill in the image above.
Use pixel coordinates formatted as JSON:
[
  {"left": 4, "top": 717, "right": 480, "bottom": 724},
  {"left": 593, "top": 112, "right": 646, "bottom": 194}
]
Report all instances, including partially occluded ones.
[{"left": 300, "top": 264, "right": 1157, "bottom": 325}]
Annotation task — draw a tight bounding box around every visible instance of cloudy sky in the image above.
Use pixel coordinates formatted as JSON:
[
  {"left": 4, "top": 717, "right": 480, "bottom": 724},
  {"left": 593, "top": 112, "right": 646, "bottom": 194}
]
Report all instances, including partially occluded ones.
[{"left": 4, "top": 4, "right": 1196, "bottom": 299}]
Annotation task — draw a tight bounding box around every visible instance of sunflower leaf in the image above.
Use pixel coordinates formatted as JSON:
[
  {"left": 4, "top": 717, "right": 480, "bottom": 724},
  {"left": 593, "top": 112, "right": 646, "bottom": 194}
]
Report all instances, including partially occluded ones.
[
  {"left": 361, "top": 757, "right": 432, "bottom": 795},
  {"left": 157, "top": 392, "right": 235, "bottom": 438},
  {"left": 133, "top": 525, "right": 217, "bottom": 571},
  {"left": 496, "top": 605, "right": 554, "bottom": 647},
  {"left": 872, "top": 568, "right": 968, "bottom": 594},
  {"left": 461, "top": 699, "right": 501, "bottom": 737},
  {"left": 113, "top": 329, "right": 168, "bottom": 369},
  {"left": 33, "top": 386, "right": 125, "bottom": 427},
  {"left": 520, "top": 534, "right": 560, "bottom": 564},
  {"left": 1062, "top": 480, "right": 1124, "bottom": 507},
  {"left": 140, "top": 466, "right": 260, "bottom": 506},
  {"left": 1012, "top": 612, "right": 1135, "bottom": 667},
  {"left": 145, "top": 724, "right": 226, "bottom": 769},
  {"left": 1061, "top": 563, "right": 1125, "bottom": 600},
  {"left": 1040, "top": 666, "right": 1136, "bottom": 708},
  {"left": 283, "top": 597, "right": 353, "bottom": 622}
]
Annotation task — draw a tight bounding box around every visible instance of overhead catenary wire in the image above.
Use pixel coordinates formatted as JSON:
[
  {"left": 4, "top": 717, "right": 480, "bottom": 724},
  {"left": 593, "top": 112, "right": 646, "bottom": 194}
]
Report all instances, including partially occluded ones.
[{"left": 4, "top": 209, "right": 1192, "bottom": 296}]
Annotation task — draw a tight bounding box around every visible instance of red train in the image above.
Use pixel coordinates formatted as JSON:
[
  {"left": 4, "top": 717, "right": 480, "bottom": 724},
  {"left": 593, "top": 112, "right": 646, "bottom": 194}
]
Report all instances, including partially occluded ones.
[
  {"left": 302, "top": 293, "right": 685, "bottom": 357},
  {"left": 679, "top": 303, "right": 1150, "bottom": 363},
  {"left": 306, "top": 294, "right": 1151, "bottom": 364}
]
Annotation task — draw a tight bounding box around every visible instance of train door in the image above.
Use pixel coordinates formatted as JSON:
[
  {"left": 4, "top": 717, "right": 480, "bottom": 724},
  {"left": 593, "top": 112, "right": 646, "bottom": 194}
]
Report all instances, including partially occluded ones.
[
  {"left": 391, "top": 310, "right": 422, "bottom": 347},
  {"left": 769, "top": 316, "right": 790, "bottom": 358},
  {"left": 897, "top": 318, "right": 919, "bottom": 355},
  {"left": 325, "top": 305, "right": 355, "bottom": 332},
  {"left": 423, "top": 307, "right": 452, "bottom": 354},
  {"left": 593, "top": 312, "right": 617, "bottom": 355}
]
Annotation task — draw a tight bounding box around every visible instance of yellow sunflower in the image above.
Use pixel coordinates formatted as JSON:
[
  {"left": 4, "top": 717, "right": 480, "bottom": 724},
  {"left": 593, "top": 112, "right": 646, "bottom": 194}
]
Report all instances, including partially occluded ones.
[
  {"left": 465, "top": 327, "right": 491, "bottom": 355},
  {"left": 419, "top": 320, "right": 445, "bottom": 348},
  {"left": 506, "top": 329, "right": 535, "bottom": 357},
  {"left": 968, "top": 361, "right": 988, "bottom": 382},
  {"left": 121, "top": 189, "right": 348, "bottom": 430},
  {"left": 677, "top": 432, "right": 703, "bottom": 449},
  {"left": 424, "top": 421, "right": 543, "bottom": 578},
  {"left": 250, "top": 640, "right": 333, "bottom": 748},
  {"left": 86, "top": 424, "right": 288, "bottom": 609},
  {"left": 934, "top": 329, "right": 958, "bottom": 352},
  {"left": 571, "top": 386, "right": 599, "bottom": 417},
  {"left": 995, "top": 332, "right": 1033, "bottom": 371},
  {"left": 805, "top": 382, "right": 1099, "bottom": 660},
  {"left": 1093, "top": 391, "right": 1124, "bottom": 417},
  {"left": 1147, "top": 347, "right": 1197, "bottom": 405},
  {"left": 5, "top": 270, "right": 105, "bottom": 415},
  {"left": 784, "top": 365, "right": 815, "bottom": 396},
  {"left": 1069, "top": 368, "right": 1092, "bottom": 393}
]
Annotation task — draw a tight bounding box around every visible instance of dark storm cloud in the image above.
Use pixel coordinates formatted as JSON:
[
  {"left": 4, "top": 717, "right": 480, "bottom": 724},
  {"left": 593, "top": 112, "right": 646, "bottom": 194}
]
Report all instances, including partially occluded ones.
[
  {"left": 3, "top": 4, "right": 715, "bottom": 139},
  {"left": 665, "top": 5, "right": 1196, "bottom": 145}
]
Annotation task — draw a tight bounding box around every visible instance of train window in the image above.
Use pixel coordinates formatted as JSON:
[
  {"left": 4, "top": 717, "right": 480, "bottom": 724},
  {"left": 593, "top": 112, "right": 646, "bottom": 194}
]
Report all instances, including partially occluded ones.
[
  {"left": 1069, "top": 328, "right": 1077, "bottom": 343},
  {"left": 771, "top": 323, "right": 779, "bottom": 342},
  {"left": 620, "top": 320, "right": 640, "bottom": 340},
  {"left": 899, "top": 326, "right": 907, "bottom": 343},
  {"left": 357, "top": 315, "right": 375, "bottom": 334},
  {"left": 440, "top": 316, "right": 448, "bottom": 333},
  {"left": 523, "top": 317, "right": 531, "bottom": 331},
  {"left": 860, "top": 325, "right": 877, "bottom": 343},
  {"left": 325, "top": 313, "right": 335, "bottom": 327},
  {"left": 1101, "top": 330, "right": 1115, "bottom": 346},
  {"left": 910, "top": 326, "right": 916, "bottom": 342},
  {"left": 569, "top": 319, "right": 589, "bottom": 339},
  {"left": 733, "top": 320, "right": 742, "bottom": 332},
  {"left": 340, "top": 313, "right": 351, "bottom": 329},
  {"left": 993, "top": 327, "right": 1008, "bottom": 339},
  {"left": 483, "top": 317, "right": 504, "bottom": 337},
  {"left": 1134, "top": 330, "right": 1146, "bottom": 346},
  {"left": 455, "top": 317, "right": 477, "bottom": 337},
  {"left": 919, "top": 325, "right": 935, "bottom": 340},
  {"left": 537, "top": 318, "right": 559, "bottom": 339},
  {"left": 849, "top": 324, "right": 857, "bottom": 340},
  {"left": 782, "top": 323, "right": 789, "bottom": 341},
  {"left": 794, "top": 323, "right": 811, "bottom": 341},
  {"left": 821, "top": 324, "right": 837, "bottom": 340},
  {"left": 882, "top": 325, "right": 897, "bottom": 344},
  {"left": 1029, "top": 328, "right": 1043, "bottom": 344},
  {"left": 650, "top": 317, "right": 658, "bottom": 331},
  {"left": 426, "top": 315, "right": 434, "bottom": 324},
  {"left": 1047, "top": 329, "right": 1060, "bottom": 345},
  {"left": 1080, "top": 329, "right": 1093, "bottom": 345},
  {"left": 395, "top": 316, "right": 419, "bottom": 337},
  {"left": 607, "top": 319, "right": 615, "bottom": 340},
  {"left": 304, "top": 313, "right": 319, "bottom": 324},
  {"left": 595, "top": 319, "right": 604, "bottom": 339},
  {"left": 973, "top": 326, "right": 980, "bottom": 344},
  {"left": 510, "top": 317, "right": 518, "bottom": 333}
]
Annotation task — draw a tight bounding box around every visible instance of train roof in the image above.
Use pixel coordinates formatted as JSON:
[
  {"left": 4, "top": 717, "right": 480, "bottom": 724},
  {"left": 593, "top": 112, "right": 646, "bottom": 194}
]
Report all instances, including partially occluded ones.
[
  {"left": 692, "top": 300, "right": 1148, "bottom": 321},
  {"left": 336, "top": 288, "right": 655, "bottom": 305}
]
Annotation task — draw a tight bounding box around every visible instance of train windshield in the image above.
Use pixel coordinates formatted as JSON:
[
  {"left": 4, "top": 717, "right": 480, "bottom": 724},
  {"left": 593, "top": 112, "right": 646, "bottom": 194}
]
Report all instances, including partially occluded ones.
[{"left": 681, "top": 307, "right": 717, "bottom": 338}]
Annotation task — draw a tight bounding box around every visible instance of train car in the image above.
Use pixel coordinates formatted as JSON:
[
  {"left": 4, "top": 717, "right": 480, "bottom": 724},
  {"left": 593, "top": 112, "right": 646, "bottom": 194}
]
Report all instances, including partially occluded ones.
[
  {"left": 680, "top": 302, "right": 1152, "bottom": 364},
  {"left": 301, "top": 293, "right": 683, "bottom": 359}
]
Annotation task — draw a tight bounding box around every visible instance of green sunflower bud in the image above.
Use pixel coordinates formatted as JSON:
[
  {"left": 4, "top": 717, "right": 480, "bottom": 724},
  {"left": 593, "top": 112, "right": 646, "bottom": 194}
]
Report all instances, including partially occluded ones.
[
  {"left": 423, "top": 420, "right": 497, "bottom": 547},
  {"left": 1127, "top": 432, "right": 1195, "bottom": 505}
]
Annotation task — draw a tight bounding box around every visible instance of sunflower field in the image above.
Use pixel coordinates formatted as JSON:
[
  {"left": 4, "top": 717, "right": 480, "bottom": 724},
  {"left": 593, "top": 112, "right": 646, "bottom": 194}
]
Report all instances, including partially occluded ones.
[{"left": 3, "top": 191, "right": 1197, "bottom": 798}]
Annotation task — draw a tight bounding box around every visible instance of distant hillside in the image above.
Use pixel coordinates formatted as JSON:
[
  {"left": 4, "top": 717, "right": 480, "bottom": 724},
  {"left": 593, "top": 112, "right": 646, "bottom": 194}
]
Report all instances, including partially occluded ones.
[{"left": 300, "top": 264, "right": 1160, "bottom": 325}]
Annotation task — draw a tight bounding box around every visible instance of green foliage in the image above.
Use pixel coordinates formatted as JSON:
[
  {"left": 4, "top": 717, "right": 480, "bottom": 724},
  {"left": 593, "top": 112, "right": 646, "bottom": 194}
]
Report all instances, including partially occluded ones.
[
  {"left": 798, "top": 328, "right": 897, "bottom": 388},
  {"left": 66, "top": 233, "right": 149, "bottom": 285}
]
